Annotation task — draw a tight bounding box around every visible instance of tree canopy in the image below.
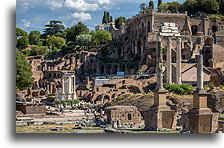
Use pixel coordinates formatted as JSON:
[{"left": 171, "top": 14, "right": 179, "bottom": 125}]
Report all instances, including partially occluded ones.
[
  {"left": 115, "top": 17, "right": 127, "bottom": 29},
  {"left": 16, "top": 28, "right": 28, "bottom": 38},
  {"left": 16, "top": 36, "right": 29, "bottom": 49},
  {"left": 16, "top": 49, "right": 34, "bottom": 90},
  {"left": 93, "top": 30, "right": 112, "bottom": 45},
  {"left": 149, "top": 0, "right": 154, "bottom": 9},
  {"left": 76, "top": 34, "right": 92, "bottom": 49},
  {"left": 28, "top": 31, "right": 41, "bottom": 46},
  {"left": 46, "top": 36, "right": 65, "bottom": 50},
  {"left": 140, "top": 3, "right": 146, "bottom": 12},
  {"left": 158, "top": 0, "right": 162, "bottom": 7},
  {"left": 65, "top": 22, "right": 89, "bottom": 43},
  {"left": 158, "top": 1, "right": 182, "bottom": 12},
  {"left": 42, "top": 20, "right": 65, "bottom": 38},
  {"left": 102, "top": 11, "right": 113, "bottom": 24}
]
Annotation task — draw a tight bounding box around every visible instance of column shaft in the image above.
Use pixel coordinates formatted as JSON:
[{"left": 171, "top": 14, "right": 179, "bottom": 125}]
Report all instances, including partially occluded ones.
[
  {"left": 197, "top": 54, "right": 204, "bottom": 90},
  {"left": 166, "top": 37, "right": 172, "bottom": 84},
  {"left": 176, "top": 38, "right": 182, "bottom": 84}
]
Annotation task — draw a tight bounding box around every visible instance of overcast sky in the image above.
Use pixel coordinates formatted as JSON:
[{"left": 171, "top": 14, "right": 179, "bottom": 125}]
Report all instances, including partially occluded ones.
[{"left": 16, "top": 0, "right": 184, "bottom": 33}]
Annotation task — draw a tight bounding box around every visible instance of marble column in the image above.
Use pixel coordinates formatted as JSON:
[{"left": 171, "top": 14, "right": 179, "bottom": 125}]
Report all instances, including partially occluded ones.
[
  {"left": 62, "top": 78, "right": 65, "bottom": 94},
  {"left": 156, "top": 36, "right": 164, "bottom": 91},
  {"left": 135, "top": 41, "right": 137, "bottom": 54},
  {"left": 141, "top": 40, "right": 144, "bottom": 56},
  {"left": 196, "top": 54, "right": 205, "bottom": 93},
  {"left": 73, "top": 76, "right": 76, "bottom": 99},
  {"left": 47, "top": 83, "right": 49, "bottom": 95},
  {"left": 69, "top": 76, "right": 72, "bottom": 94},
  {"left": 176, "top": 38, "right": 182, "bottom": 84},
  {"left": 166, "top": 37, "right": 172, "bottom": 84}
]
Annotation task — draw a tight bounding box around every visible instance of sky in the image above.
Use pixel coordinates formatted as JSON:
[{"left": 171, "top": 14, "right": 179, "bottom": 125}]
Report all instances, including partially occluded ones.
[{"left": 16, "top": 0, "right": 184, "bottom": 33}]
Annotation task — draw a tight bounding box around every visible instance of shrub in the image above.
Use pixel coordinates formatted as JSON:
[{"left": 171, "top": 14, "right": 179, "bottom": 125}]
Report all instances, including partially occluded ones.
[
  {"left": 208, "top": 82, "right": 214, "bottom": 90},
  {"left": 164, "top": 83, "right": 195, "bottom": 95}
]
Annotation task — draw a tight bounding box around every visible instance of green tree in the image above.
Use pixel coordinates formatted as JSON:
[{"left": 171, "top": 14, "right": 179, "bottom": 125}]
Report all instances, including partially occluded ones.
[
  {"left": 39, "top": 46, "right": 48, "bottom": 56},
  {"left": 158, "top": 0, "right": 162, "bottom": 7},
  {"left": 93, "top": 30, "right": 112, "bottom": 45},
  {"left": 158, "top": 2, "right": 169, "bottom": 12},
  {"left": 46, "top": 36, "right": 65, "bottom": 49},
  {"left": 114, "top": 16, "right": 127, "bottom": 29},
  {"left": 199, "top": 0, "right": 219, "bottom": 14},
  {"left": 76, "top": 34, "right": 92, "bottom": 49},
  {"left": 149, "top": 0, "right": 154, "bottom": 9},
  {"left": 167, "top": 1, "right": 182, "bottom": 13},
  {"left": 16, "top": 36, "right": 29, "bottom": 49},
  {"left": 42, "top": 20, "right": 65, "bottom": 38},
  {"left": 29, "top": 45, "right": 40, "bottom": 56},
  {"left": 102, "top": 11, "right": 112, "bottom": 24},
  {"left": 28, "top": 31, "right": 42, "bottom": 46},
  {"left": 139, "top": 3, "right": 146, "bottom": 12},
  {"left": 65, "top": 22, "right": 89, "bottom": 43},
  {"left": 16, "top": 49, "right": 34, "bottom": 90},
  {"left": 219, "top": 0, "right": 224, "bottom": 15},
  {"left": 16, "top": 28, "right": 28, "bottom": 38},
  {"left": 182, "top": 0, "right": 199, "bottom": 16},
  {"left": 158, "top": 2, "right": 182, "bottom": 13}
]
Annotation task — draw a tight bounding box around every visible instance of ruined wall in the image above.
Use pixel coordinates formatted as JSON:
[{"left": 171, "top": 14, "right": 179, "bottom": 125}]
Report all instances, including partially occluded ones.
[{"left": 105, "top": 106, "right": 143, "bottom": 128}]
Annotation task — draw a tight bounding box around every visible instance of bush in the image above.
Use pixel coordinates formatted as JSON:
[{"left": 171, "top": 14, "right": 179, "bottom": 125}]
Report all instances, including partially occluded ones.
[
  {"left": 208, "top": 82, "right": 214, "bottom": 90},
  {"left": 164, "top": 83, "right": 195, "bottom": 95},
  {"left": 29, "top": 45, "right": 40, "bottom": 56}
]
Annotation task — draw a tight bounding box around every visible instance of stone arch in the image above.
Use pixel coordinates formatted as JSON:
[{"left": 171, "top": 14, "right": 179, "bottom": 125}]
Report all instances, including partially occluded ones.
[
  {"left": 48, "top": 73, "right": 52, "bottom": 78},
  {"left": 95, "top": 95, "right": 103, "bottom": 102},
  {"left": 105, "top": 65, "right": 111, "bottom": 74},
  {"left": 212, "top": 25, "right": 218, "bottom": 33},
  {"left": 103, "top": 95, "right": 110, "bottom": 103},
  {"left": 191, "top": 25, "right": 198, "bottom": 35},
  {"left": 147, "top": 21, "right": 151, "bottom": 32},
  {"left": 141, "top": 22, "right": 144, "bottom": 35},
  {"left": 101, "top": 65, "right": 105, "bottom": 74},
  {"left": 127, "top": 85, "right": 144, "bottom": 94},
  {"left": 112, "top": 94, "right": 117, "bottom": 99},
  {"left": 221, "top": 80, "right": 224, "bottom": 85},
  {"left": 112, "top": 65, "right": 118, "bottom": 74}
]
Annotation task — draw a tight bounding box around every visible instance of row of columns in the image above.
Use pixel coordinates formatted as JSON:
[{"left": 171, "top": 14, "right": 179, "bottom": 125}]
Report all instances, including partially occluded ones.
[
  {"left": 166, "top": 37, "right": 182, "bottom": 84},
  {"left": 61, "top": 73, "right": 77, "bottom": 100}
]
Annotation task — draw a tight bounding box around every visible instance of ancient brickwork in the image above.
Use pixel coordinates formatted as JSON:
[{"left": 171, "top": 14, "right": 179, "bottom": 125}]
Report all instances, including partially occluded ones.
[{"left": 105, "top": 106, "right": 143, "bottom": 128}]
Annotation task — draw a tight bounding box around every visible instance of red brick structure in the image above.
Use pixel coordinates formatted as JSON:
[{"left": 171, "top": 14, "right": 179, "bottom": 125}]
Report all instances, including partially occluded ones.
[{"left": 105, "top": 106, "right": 143, "bottom": 128}]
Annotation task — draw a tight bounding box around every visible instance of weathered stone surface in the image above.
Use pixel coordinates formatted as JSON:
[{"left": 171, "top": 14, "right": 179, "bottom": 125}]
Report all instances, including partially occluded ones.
[
  {"left": 105, "top": 105, "right": 143, "bottom": 128},
  {"left": 208, "top": 91, "right": 224, "bottom": 113}
]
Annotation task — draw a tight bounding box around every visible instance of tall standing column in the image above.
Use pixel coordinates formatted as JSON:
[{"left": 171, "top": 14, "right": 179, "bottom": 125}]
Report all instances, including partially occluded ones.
[
  {"left": 196, "top": 54, "right": 204, "bottom": 92},
  {"left": 68, "top": 76, "right": 72, "bottom": 94},
  {"left": 176, "top": 38, "right": 182, "bottom": 84},
  {"left": 166, "top": 37, "right": 172, "bottom": 84},
  {"left": 135, "top": 41, "right": 137, "bottom": 54},
  {"left": 73, "top": 76, "right": 76, "bottom": 99},
  {"left": 156, "top": 36, "right": 164, "bottom": 91},
  {"left": 62, "top": 78, "right": 65, "bottom": 94},
  {"left": 141, "top": 40, "right": 144, "bottom": 56}
]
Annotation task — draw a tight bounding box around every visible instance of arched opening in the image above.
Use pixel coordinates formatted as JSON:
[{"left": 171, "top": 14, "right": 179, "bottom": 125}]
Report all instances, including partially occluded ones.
[
  {"left": 95, "top": 95, "right": 103, "bottom": 102},
  {"left": 103, "top": 95, "right": 110, "bottom": 103},
  {"left": 221, "top": 80, "right": 224, "bottom": 85},
  {"left": 142, "top": 22, "right": 144, "bottom": 35},
  {"left": 212, "top": 25, "right": 218, "bottom": 33},
  {"left": 54, "top": 73, "right": 57, "bottom": 78},
  {"left": 128, "top": 114, "right": 132, "bottom": 120},
  {"left": 147, "top": 21, "right": 151, "bottom": 32},
  {"left": 112, "top": 65, "right": 118, "bottom": 74},
  {"left": 101, "top": 65, "right": 105, "bottom": 74},
  {"left": 105, "top": 65, "right": 111, "bottom": 74},
  {"left": 191, "top": 25, "right": 198, "bottom": 35},
  {"left": 48, "top": 73, "right": 52, "bottom": 78}
]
